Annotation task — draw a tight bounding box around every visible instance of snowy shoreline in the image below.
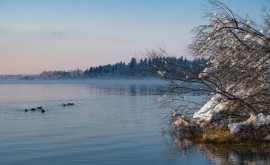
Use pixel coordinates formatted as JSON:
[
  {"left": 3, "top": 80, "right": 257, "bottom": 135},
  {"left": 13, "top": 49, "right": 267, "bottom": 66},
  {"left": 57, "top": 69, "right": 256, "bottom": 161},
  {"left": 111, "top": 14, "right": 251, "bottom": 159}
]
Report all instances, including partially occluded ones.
[{"left": 172, "top": 94, "right": 270, "bottom": 143}]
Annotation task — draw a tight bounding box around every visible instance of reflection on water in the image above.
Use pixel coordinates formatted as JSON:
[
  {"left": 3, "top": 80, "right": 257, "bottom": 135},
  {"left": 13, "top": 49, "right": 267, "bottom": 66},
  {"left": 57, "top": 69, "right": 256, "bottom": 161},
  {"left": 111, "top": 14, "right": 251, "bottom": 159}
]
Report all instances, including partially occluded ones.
[
  {"left": 0, "top": 81, "right": 167, "bottom": 103},
  {"left": 87, "top": 84, "right": 166, "bottom": 96},
  {"left": 172, "top": 137, "right": 270, "bottom": 165}
]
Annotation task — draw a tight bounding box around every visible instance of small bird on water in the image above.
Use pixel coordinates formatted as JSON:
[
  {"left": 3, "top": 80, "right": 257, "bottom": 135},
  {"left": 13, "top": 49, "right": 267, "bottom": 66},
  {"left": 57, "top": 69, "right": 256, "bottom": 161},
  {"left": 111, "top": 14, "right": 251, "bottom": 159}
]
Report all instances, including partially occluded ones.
[{"left": 36, "top": 106, "right": 42, "bottom": 109}]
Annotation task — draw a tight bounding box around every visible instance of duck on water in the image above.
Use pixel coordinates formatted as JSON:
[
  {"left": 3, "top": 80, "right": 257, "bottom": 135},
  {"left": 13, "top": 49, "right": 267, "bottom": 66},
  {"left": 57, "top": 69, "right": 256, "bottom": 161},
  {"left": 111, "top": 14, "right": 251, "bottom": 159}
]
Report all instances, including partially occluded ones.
[
  {"left": 24, "top": 106, "right": 45, "bottom": 113},
  {"left": 62, "top": 103, "right": 74, "bottom": 107}
]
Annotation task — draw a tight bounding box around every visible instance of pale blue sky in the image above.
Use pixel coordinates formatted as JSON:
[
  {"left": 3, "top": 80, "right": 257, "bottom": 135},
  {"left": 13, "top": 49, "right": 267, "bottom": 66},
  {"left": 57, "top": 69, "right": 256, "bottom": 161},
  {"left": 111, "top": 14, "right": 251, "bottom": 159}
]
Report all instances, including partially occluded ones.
[{"left": 0, "top": 0, "right": 269, "bottom": 74}]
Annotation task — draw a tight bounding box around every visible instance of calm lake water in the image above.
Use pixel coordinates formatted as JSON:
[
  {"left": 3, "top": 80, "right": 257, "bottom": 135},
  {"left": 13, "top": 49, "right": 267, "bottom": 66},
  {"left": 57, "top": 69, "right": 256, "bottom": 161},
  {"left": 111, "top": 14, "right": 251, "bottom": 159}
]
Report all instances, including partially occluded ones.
[{"left": 0, "top": 79, "right": 269, "bottom": 165}]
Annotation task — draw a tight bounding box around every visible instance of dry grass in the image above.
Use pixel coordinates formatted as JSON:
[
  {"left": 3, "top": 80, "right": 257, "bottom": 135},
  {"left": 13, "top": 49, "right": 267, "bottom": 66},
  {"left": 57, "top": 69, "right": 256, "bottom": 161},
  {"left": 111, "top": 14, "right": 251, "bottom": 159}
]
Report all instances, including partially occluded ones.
[
  {"left": 172, "top": 116, "right": 270, "bottom": 146},
  {"left": 182, "top": 124, "right": 270, "bottom": 147},
  {"left": 197, "top": 124, "right": 240, "bottom": 143}
]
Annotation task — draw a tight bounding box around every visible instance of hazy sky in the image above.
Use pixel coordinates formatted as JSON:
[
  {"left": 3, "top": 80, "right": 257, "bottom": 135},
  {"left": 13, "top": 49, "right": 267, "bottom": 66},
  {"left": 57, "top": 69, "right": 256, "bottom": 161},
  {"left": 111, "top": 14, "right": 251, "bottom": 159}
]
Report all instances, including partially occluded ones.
[{"left": 0, "top": 0, "right": 269, "bottom": 74}]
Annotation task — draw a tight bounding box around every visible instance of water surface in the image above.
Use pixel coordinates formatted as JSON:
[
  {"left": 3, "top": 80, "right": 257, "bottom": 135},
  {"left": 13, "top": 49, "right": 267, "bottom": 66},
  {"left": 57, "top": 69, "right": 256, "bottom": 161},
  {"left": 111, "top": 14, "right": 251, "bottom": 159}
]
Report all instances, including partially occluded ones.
[{"left": 0, "top": 79, "right": 269, "bottom": 165}]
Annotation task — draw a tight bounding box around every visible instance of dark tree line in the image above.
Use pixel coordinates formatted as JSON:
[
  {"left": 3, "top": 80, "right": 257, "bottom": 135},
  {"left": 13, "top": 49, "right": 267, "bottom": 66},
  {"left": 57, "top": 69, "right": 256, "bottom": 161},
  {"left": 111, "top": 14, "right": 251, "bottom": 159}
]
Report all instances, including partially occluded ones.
[
  {"left": 39, "top": 57, "right": 207, "bottom": 79},
  {"left": 39, "top": 69, "right": 84, "bottom": 79}
]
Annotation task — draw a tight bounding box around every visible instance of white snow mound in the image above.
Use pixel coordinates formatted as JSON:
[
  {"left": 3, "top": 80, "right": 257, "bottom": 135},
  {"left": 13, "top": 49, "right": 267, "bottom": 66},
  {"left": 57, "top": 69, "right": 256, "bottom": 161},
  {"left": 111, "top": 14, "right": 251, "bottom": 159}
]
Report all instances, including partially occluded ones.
[
  {"left": 193, "top": 95, "right": 223, "bottom": 122},
  {"left": 228, "top": 113, "right": 270, "bottom": 134}
]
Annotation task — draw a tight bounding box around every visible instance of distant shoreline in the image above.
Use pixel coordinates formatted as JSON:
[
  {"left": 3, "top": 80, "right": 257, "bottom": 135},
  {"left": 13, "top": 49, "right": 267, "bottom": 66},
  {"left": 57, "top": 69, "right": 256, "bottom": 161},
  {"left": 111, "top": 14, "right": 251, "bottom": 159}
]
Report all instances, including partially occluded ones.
[{"left": 0, "top": 78, "right": 168, "bottom": 85}]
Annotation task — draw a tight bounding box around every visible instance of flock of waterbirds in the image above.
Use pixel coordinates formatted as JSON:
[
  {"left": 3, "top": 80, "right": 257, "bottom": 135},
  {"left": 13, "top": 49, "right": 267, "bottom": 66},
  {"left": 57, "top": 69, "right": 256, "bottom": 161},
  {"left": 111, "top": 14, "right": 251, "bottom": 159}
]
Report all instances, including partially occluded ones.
[{"left": 23, "top": 103, "right": 75, "bottom": 113}]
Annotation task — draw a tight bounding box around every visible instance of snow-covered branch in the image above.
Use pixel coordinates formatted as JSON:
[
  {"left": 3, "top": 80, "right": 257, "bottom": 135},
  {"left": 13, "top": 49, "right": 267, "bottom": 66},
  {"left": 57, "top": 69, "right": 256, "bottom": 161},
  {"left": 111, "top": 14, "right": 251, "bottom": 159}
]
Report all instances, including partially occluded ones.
[{"left": 148, "top": 0, "right": 270, "bottom": 142}]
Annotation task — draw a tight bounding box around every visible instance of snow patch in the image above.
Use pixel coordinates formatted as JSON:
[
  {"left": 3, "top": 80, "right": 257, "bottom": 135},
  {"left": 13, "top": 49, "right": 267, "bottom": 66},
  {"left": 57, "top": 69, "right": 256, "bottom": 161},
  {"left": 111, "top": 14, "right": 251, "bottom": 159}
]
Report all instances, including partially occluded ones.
[
  {"left": 228, "top": 123, "right": 245, "bottom": 134},
  {"left": 192, "top": 95, "right": 222, "bottom": 122},
  {"left": 174, "top": 117, "right": 189, "bottom": 127},
  {"left": 243, "top": 34, "right": 252, "bottom": 41},
  {"left": 265, "top": 135, "right": 270, "bottom": 141},
  {"left": 260, "top": 29, "right": 270, "bottom": 38},
  {"left": 246, "top": 113, "right": 270, "bottom": 127},
  {"left": 199, "top": 68, "right": 213, "bottom": 78},
  {"left": 228, "top": 113, "right": 270, "bottom": 134}
]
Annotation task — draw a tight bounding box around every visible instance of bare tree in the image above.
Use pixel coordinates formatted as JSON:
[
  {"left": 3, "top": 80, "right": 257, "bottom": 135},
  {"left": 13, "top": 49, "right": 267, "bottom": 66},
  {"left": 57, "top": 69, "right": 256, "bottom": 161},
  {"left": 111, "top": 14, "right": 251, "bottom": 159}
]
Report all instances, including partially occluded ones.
[{"left": 147, "top": 0, "right": 270, "bottom": 128}]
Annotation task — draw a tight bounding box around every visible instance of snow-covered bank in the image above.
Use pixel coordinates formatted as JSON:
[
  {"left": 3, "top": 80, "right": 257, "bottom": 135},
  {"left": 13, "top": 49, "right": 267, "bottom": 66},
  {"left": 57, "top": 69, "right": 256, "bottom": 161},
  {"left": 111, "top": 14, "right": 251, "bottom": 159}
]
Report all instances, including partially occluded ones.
[
  {"left": 172, "top": 94, "right": 270, "bottom": 143},
  {"left": 228, "top": 113, "right": 270, "bottom": 134}
]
